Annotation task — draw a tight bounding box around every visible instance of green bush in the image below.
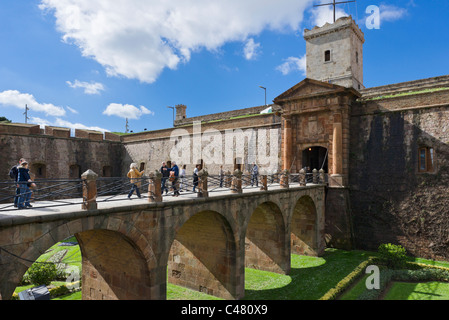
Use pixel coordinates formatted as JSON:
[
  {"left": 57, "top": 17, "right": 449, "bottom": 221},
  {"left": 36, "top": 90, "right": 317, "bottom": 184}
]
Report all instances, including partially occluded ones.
[
  {"left": 27, "top": 262, "right": 58, "bottom": 286},
  {"left": 378, "top": 243, "right": 407, "bottom": 269}
]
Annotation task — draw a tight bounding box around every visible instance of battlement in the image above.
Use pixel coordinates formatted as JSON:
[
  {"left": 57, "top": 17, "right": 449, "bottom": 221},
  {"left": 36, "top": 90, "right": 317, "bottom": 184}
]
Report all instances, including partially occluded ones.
[{"left": 0, "top": 122, "right": 121, "bottom": 142}]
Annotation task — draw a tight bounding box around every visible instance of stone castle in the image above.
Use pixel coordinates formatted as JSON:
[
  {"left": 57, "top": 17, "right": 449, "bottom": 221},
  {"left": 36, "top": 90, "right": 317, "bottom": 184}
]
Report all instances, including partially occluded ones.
[{"left": 1, "top": 17, "right": 448, "bottom": 261}]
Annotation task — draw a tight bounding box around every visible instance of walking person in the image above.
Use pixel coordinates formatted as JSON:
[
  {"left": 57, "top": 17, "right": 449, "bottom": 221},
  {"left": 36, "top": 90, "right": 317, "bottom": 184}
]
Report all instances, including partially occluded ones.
[
  {"left": 192, "top": 164, "right": 199, "bottom": 192},
  {"left": 9, "top": 158, "right": 26, "bottom": 207},
  {"left": 17, "top": 160, "right": 33, "bottom": 209},
  {"left": 127, "top": 163, "right": 144, "bottom": 199},
  {"left": 219, "top": 165, "right": 224, "bottom": 188},
  {"left": 171, "top": 161, "right": 180, "bottom": 197},
  {"left": 160, "top": 161, "right": 170, "bottom": 194},
  {"left": 251, "top": 162, "right": 259, "bottom": 187},
  {"left": 179, "top": 164, "right": 186, "bottom": 192}
]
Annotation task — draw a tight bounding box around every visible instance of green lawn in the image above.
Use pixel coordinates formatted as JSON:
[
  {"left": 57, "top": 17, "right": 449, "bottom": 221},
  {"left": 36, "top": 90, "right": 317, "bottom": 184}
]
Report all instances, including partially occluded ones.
[
  {"left": 14, "top": 241, "right": 449, "bottom": 301},
  {"left": 384, "top": 282, "right": 449, "bottom": 300}
]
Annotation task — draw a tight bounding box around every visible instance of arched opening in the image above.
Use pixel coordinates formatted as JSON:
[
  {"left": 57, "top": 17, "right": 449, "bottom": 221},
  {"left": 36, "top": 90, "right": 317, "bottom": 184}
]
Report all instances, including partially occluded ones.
[
  {"left": 234, "top": 157, "right": 242, "bottom": 171},
  {"left": 8, "top": 235, "right": 82, "bottom": 301},
  {"left": 102, "top": 165, "right": 112, "bottom": 177},
  {"left": 291, "top": 196, "right": 318, "bottom": 256},
  {"left": 69, "top": 164, "right": 81, "bottom": 179},
  {"left": 245, "top": 202, "right": 289, "bottom": 274},
  {"left": 76, "top": 229, "right": 152, "bottom": 300},
  {"left": 167, "top": 211, "right": 237, "bottom": 300},
  {"left": 302, "top": 146, "right": 328, "bottom": 173},
  {"left": 31, "top": 163, "right": 47, "bottom": 179},
  {"left": 9, "top": 229, "right": 152, "bottom": 300}
]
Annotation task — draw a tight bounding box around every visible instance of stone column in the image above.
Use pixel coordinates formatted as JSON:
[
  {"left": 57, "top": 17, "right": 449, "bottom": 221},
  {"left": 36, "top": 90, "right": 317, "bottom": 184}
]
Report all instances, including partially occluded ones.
[
  {"left": 319, "top": 169, "right": 326, "bottom": 184},
  {"left": 282, "top": 116, "right": 292, "bottom": 171},
  {"left": 299, "top": 169, "right": 306, "bottom": 186},
  {"left": 331, "top": 121, "right": 344, "bottom": 187},
  {"left": 149, "top": 170, "right": 162, "bottom": 203},
  {"left": 313, "top": 169, "right": 318, "bottom": 184},
  {"left": 198, "top": 169, "right": 209, "bottom": 198},
  {"left": 280, "top": 169, "right": 289, "bottom": 189},
  {"left": 81, "top": 169, "right": 98, "bottom": 210},
  {"left": 225, "top": 170, "right": 232, "bottom": 188},
  {"left": 260, "top": 175, "right": 268, "bottom": 191},
  {"left": 231, "top": 169, "right": 242, "bottom": 194}
]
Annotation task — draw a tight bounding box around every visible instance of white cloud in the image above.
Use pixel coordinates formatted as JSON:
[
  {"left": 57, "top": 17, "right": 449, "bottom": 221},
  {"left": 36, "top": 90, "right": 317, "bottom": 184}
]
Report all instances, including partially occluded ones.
[
  {"left": 66, "top": 106, "right": 79, "bottom": 114},
  {"left": 243, "top": 38, "right": 261, "bottom": 60},
  {"left": 30, "top": 117, "right": 110, "bottom": 133},
  {"left": 0, "top": 90, "right": 66, "bottom": 117},
  {"left": 39, "top": 0, "right": 314, "bottom": 83},
  {"left": 66, "top": 79, "right": 105, "bottom": 95},
  {"left": 276, "top": 55, "right": 307, "bottom": 76},
  {"left": 103, "top": 103, "right": 154, "bottom": 120},
  {"left": 379, "top": 4, "right": 407, "bottom": 22}
]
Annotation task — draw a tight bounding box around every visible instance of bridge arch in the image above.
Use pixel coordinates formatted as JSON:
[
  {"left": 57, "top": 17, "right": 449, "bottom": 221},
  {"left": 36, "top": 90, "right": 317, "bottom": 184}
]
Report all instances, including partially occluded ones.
[
  {"left": 290, "top": 195, "right": 319, "bottom": 256},
  {"left": 167, "top": 210, "right": 238, "bottom": 300},
  {"left": 76, "top": 229, "right": 152, "bottom": 300},
  {"left": 244, "top": 201, "right": 290, "bottom": 274},
  {"left": 1, "top": 215, "right": 157, "bottom": 300}
]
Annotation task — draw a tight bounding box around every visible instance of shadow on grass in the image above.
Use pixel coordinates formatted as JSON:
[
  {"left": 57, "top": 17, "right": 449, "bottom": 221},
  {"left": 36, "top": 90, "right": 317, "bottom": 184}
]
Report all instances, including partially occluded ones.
[{"left": 243, "top": 249, "right": 374, "bottom": 300}]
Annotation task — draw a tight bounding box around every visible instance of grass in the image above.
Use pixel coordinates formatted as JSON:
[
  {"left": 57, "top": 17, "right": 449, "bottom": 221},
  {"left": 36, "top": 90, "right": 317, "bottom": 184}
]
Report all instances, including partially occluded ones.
[
  {"left": 14, "top": 241, "right": 449, "bottom": 301},
  {"left": 384, "top": 281, "right": 449, "bottom": 300},
  {"left": 35, "top": 236, "right": 82, "bottom": 271},
  {"left": 363, "top": 87, "right": 449, "bottom": 101}
]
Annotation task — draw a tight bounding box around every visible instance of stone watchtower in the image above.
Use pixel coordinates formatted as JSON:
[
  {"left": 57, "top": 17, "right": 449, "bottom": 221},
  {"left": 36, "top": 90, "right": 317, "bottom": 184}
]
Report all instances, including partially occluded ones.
[
  {"left": 275, "top": 16, "right": 364, "bottom": 187},
  {"left": 304, "top": 16, "right": 364, "bottom": 90}
]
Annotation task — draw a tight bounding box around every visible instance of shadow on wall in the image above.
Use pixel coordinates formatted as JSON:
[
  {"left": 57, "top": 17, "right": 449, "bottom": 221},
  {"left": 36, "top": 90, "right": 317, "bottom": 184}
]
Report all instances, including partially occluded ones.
[{"left": 349, "top": 106, "right": 449, "bottom": 261}]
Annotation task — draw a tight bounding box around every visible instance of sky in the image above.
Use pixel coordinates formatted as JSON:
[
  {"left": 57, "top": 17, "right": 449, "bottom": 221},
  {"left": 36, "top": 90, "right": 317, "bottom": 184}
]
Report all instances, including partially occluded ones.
[{"left": 0, "top": 0, "right": 448, "bottom": 134}]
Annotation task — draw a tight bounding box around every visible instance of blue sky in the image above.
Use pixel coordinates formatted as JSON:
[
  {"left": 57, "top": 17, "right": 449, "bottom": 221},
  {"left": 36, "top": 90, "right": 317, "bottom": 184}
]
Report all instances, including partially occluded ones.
[{"left": 0, "top": 0, "right": 448, "bottom": 134}]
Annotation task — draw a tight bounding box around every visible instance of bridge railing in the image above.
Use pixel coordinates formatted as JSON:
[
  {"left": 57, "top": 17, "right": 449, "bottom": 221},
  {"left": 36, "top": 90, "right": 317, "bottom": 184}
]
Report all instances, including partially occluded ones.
[{"left": 0, "top": 168, "right": 328, "bottom": 212}]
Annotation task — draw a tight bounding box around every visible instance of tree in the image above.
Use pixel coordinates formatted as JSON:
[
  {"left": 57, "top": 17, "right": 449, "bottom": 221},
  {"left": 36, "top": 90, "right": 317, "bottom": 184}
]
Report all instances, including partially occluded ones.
[{"left": 0, "top": 116, "right": 11, "bottom": 123}]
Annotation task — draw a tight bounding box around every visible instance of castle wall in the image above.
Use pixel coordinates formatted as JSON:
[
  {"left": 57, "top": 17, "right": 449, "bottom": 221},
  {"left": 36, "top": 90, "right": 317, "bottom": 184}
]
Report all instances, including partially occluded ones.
[
  {"left": 349, "top": 89, "right": 449, "bottom": 260},
  {"left": 122, "top": 113, "right": 281, "bottom": 177},
  {"left": 0, "top": 124, "right": 123, "bottom": 180}
]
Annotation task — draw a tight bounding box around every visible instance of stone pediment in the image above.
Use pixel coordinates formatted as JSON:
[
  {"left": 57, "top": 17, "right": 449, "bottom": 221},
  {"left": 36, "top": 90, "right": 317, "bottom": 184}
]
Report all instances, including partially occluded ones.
[{"left": 274, "top": 78, "right": 348, "bottom": 104}]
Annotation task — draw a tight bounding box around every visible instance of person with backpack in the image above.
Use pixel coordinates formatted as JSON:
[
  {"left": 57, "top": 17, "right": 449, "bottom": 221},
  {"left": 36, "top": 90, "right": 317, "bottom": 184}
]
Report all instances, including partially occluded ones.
[
  {"left": 9, "top": 158, "right": 26, "bottom": 207},
  {"left": 17, "top": 160, "right": 33, "bottom": 209}
]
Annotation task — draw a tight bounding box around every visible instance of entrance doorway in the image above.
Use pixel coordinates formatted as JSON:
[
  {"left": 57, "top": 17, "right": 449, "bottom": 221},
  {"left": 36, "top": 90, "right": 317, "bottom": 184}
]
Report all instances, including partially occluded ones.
[{"left": 302, "top": 147, "right": 328, "bottom": 173}]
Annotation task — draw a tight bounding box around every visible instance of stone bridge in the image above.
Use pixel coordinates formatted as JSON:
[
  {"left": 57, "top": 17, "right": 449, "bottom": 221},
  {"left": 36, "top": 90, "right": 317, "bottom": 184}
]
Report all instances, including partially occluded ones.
[{"left": 0, "top": 181, "right": 325, "bottom": 300}]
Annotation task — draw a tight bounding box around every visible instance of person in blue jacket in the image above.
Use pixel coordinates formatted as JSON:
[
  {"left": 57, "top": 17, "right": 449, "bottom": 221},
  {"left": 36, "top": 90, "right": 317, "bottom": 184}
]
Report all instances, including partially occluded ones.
[
  {"left": 17, "top": 160, "right": 33, "bottom": 209},
  {"left": 170, "top": 161, "right": 180, "bottom": 197}
]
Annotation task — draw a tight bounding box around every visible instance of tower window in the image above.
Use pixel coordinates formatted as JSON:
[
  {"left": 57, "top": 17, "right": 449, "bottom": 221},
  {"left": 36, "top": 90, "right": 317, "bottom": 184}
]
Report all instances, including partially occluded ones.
[
  {"left": 418, "top": 147, "right": 435, "bottom": 172},
  {"left": 356, "top": 51, "right": 359, "bottom": 64},
  {"left": 324, "top": 50, "right": 331, "bottom": 62}
]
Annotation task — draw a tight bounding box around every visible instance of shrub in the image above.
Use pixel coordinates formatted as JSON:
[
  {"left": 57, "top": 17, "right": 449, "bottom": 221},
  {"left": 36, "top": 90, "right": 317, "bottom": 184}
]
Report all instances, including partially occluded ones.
[
  {"left": 378, "top": 243, "right": 407, "bottom": 269},
  {"left": 27, "top": 262, "right": 58, "bottom": 286}
]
